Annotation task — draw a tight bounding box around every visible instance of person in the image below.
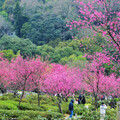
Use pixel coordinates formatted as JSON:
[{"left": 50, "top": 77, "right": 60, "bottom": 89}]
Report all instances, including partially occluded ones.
[
  {"left": 81, "top": 95, "right": 86, "bottom": 105},
  {"left": 78, "top": 94, "right": 82, "bottom": 104},
  {"left": 101, "top": 94, "right": 105, "bottom": 101},
  {"left": 69, "top": 99, "right": 74, "bottom": 118},
  {"left": 100, "top": 102, "right": 107, "bottom": 119}
]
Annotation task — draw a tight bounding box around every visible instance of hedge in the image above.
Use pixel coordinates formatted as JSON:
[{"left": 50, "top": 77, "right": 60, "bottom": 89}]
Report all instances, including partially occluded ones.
[{"left": 0, "top": 110, "right": 64, "bottom": 120}]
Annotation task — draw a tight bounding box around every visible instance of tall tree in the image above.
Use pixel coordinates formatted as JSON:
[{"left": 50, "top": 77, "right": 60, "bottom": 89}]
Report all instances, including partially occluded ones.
[{"left": 13, "top": 2, "right": 28, "bottom": 37}]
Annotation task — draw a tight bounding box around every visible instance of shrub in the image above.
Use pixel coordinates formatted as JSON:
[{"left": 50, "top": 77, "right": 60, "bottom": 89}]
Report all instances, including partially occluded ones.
[
  {"left": 0, "top": 101, "right": 18, "bottom": 110},
  {"left": 17, "top": 103, "right": 46, "bottom": 111},
  {"left": 81, "top": 111, "right": 100, "bottom": 120},
  {"left": 105, "top": 108, "right": 116, "bottom": 120},
  {"left": 34, "top": 115, "right": 47, "bottom": 120},
  {"left": 41, "top": 104, "right": 58, "bottom": 112},
  {"left": 88, "top": 105, "right": 96, "bottom": 111},
  {"left": 61, "top": 102, "right": 69, "bottom": 114},
  {"left": 114, "top": 98, "right": 120, "bottom": 105},
  {"left": 74, "top": 104, "right": 88, "bottom": 115},
  {"left": 18, "top": 115, "right": 31, "bottom": 120},
  {"left": 12, "top": 97, "right": 20, "bottom": 101},
  {"left": 86, "top": 97, "right": 93, "bottom": 104},
  {"left": 0, "top": 110, "right": 64, "bottom": 120},
  {"left": 2, "top": 93, "right": 14, "bottom": 100},
  {"left": 0, "top": 96, "right": 9, "bottom": 100}
]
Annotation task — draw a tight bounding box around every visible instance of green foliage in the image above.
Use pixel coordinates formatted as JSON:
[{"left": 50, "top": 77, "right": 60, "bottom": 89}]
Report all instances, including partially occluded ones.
[
  {"left": 0, "top": 11, "right": 8, "bottom": 20},
  {"left": 88, "top": 105, "right": 96, "bottom": 111},
  {"left": 59, "top": 54, "right": 86, "bottom": 65},
  {"left": 18, "top": 115, "right": 31, "bottom": 120},
  {"left": 0, "top": 15, "right": 12, "bottom": 38},
  {"left": 81, "top": 111, "right": 100, "bottom": 120},
  {"left": 0, "top": 101, "right": 18, "bottom": 110},
  {"left": 0, "top": 0, "right": 5, "bottom": 8},
  {"left": 48, "top": 38, "right": 61, "bottom": 48},
  {"left": 0, "top": 49, "right": 19, "bottom": 61},
  {"left": 59, "top": 57, "right": 69, "bottom": 65},
  {"left": 18, "top": 103, "right": 45, "bottom": 111},
  {"left": 34, "top": 115, "right": 47, "bottom": 120},
  {"left": 86, "top": 97, "right": 92, "bottom": 104},
  {"left": 36, "top": 45, "right": 54, "bottom": 57},
  {"left": 28, "top": 14, "right": 71, "bottom": 45},
  {"left": 0, "top": 94, "right": 117, "bottom": 119},
  {"left": 21, "top": 22, "right": 31, "bottom": 38},
  {"left": 77, "top": 55, "right": 86, "bottom": 61},
  {"left": 74, "top": 104, "right": 88, "bottom": 115},
  {"left": 77, "top": 36, "right": 103, "bottom": 54},
  {"left": 103, "top": 63, "right": 114, "bottom": 75},
  {"left": 13, "top": 2, "right": 29, "bottom": 37},
  {"left": 105, "top": 107, "right": 116, "bottom": 120},
  {"left": 0, "top": 110, "right": 63, "bottom": 120},
  {"left": 114, "top": 98, "right": 120, "bottom": 105},
  {"left": 0, "top": 96, "right": 9, "bottom": 100},
  {"left": 0, "top": 35, "right": 36, "bottom": 57}
]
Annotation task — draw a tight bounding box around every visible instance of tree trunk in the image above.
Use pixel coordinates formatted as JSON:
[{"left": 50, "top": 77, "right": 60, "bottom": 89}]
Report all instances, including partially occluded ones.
[
  {"left": 92, "top": 94, "right": 94, "bottom": 105},
  {"left": 65, "top": 97, "right": 68, "bottom": 102},
  {"left": 38, "top": 92, "right": 41, "bottom": 107},
  {"left": 94, "top": 94, "right": 98, "bottom": 110},
  {"left": 58, "top": 102, "right": 62, "bottom": 113},
  {"left": 51, "top": 95, "right": 63, "bottom": 114},
  {"left": 18, "top": 89, "right": 25, "bottom": 109},
  {"left": 58, "top": 95, "right": 63, "bottom": 113},
  {"left": 13, "top": 89, "right": 18, "bottom": 98},
  {"left": 0, "top": 87, "right": 6, "bottom": 94},
  {"left": 112, "top": 96, "right": 116, "bottom": 108},
  {"left": 18, "top": 78, "right": 27, "bottom": 109}
]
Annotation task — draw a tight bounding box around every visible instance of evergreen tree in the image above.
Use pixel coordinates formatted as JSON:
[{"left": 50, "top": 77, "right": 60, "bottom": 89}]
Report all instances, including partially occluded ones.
[
  {"left": 13, "top": 2, "right": 28, "bottom": 37},
  {"left": 13, "top": 2, "right": 22, "bottom": 37}
]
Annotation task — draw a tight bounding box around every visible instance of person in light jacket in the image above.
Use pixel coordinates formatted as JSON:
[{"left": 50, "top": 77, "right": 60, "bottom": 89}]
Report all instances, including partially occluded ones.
[{"left": 100, "top": 102, "right": 107, "bottom": 119}]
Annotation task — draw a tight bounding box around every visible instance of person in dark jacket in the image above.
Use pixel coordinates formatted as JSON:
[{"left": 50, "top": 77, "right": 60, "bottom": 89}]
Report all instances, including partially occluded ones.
[
  {"left": 81, "top": 95, "right": 86, "bottom": 104},
  {"left": 78, "top": 94, "right": 82, "bottom": 104},
  {"left": 69, "top": 99, "right": 74, "bottom": 118}
]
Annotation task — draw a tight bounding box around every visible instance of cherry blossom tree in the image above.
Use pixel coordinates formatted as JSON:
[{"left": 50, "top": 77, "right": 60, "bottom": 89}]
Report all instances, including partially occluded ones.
[
  {"left": 68, "top": 0, "right": 120, "bottom": 51},
  {"left": 9, "top": 56, "right": 43, "bottom": 108},
  {"left": 44, "top": 64, "right": 82, "bottom": 113},
  {"left": 82, "top": 52, "right": 116, "bottom": 109},
  {"left": 29, "top": 57, "right": 50, "bottom": 107},
  {"left": 100, "top": 74, "right": 120, "bottom": 98}
]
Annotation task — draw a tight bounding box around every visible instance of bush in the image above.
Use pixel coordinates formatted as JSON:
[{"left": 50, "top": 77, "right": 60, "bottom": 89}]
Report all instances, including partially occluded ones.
[
  {"left": 34, "top": 115, "right": 47, "bottom": 120},
  {"left": 41, "top": 104, "right": 58, "bottom": 112},
  {"left": 0, "top": 96, "right": 9, "bottom": 100},
  {"left": 88, "top": 105, "right": 96, "bottom": 111},
  {"left": 61, "top": 101, "right": 71, "bottom": 114},
  {"left": 86, "top": 97, "right": 93, "bottom": 104},
  {"left": 81, "top": 111, "right": 100, "bottom": 120},
  {"left": 0, "top": 101, "right": 18, "bottom": 110},
  {"left": 18, "top": 103, "right": 46, "bottom": 111},
  {"left": 74, "top": 104, "right": 88, "bottom": 115},
  {"left": 0, "top": 110, "right": 64, "bottom": 120},
  {"left": 18, "top": 115, "right": 31, "bottom": 120},
  {"left": 105, "top": 108, "right": 116, "bottom": 120},
  {"left": 114, "top": 98, "right": 120, "bottom": 105}
]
